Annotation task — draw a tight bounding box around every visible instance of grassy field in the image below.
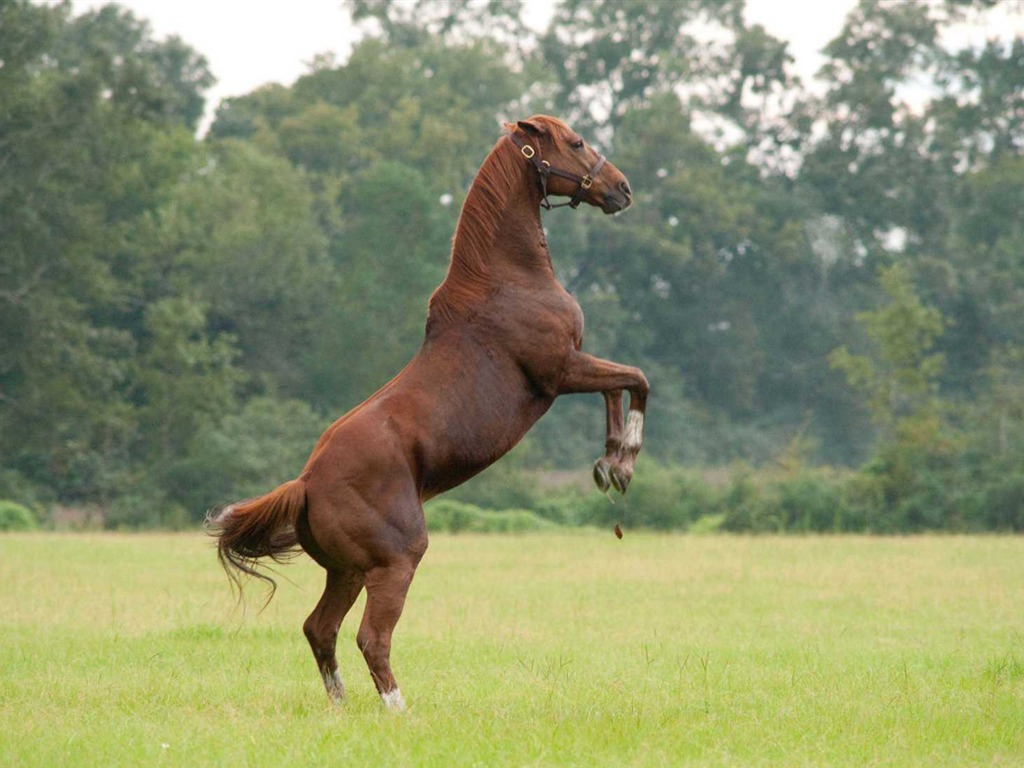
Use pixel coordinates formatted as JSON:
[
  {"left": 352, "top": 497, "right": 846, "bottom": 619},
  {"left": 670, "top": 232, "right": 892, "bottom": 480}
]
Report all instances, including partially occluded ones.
[{"left": 1, "top": 532, "right": 1022, "bottom": 767}]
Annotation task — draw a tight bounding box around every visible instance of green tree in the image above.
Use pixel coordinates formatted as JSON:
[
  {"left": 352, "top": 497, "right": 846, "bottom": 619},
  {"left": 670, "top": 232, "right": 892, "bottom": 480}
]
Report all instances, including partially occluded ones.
[
  {"left": 801, "top": 0, "right": 951, "bottom": 248},
  {"left": 306, "top": 160, "right": 450, "bottom": 409},
  {"left": 166, "top": 396, "right": 329, "bottom": 519},
  {"left": 55, "top": 3, "right": 214, "bottom": 131},
  {"left": 540, "top": 0, "right": 803, "bottom": 166},
  {"left": 346, "top": 0, "right": 531, "bottom": 51},
  {"left": 145, "top": 139, "right": 333, "bottom": 401},
  {"left": 136, "top": 297, "right": 242, "bottom": 466},
  {"left": 830, "top": 265, "right": 961, "bottom": 529},
  {"left": 0, "top": 0, "right": 211, "bottom": 505},
  {"left": 930, "top": 36, "right": 1024, "bottom": 171},
  {"left": 829, "top": 265, "right": 946, "bottom": 436}
]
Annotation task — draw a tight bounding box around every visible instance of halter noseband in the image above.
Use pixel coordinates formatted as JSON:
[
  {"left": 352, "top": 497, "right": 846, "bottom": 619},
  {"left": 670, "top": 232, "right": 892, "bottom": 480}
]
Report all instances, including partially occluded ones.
[{"left": 508, "top": 132, "right": 607, "bottom": 210}]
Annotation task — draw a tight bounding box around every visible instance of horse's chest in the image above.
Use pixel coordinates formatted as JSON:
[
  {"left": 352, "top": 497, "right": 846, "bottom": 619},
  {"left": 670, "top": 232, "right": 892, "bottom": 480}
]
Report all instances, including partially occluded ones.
[
  {"left": 499, "top": 286, "right": 581, "bottom": 342},
  {"left": 497, "top": 291, "right": 583, "bottom": 392}
]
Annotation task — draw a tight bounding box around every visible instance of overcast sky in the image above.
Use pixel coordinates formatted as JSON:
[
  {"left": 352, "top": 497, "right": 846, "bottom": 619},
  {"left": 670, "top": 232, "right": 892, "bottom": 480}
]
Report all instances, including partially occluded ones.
[{"left": 62, "top": 0, "right": 1024, "bottom": 132}]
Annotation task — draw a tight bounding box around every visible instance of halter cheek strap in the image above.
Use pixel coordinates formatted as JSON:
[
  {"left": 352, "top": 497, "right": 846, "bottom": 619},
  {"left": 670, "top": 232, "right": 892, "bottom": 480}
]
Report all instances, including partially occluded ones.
[{"left": 508, "top": 132, "right": 607, "bottom": 210}]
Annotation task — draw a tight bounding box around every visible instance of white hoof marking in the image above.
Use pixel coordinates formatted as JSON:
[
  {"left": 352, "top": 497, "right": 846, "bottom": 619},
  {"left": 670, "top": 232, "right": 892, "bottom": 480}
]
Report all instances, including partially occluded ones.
[
  {"left": 381, "top": 688, "right": 406, "bottom": 712},
  {"left": 322, "top": 669, "right": 345, "bottom": 701},
  {"left": 624, "top": 411, "right": 644, "bottom": 451}
]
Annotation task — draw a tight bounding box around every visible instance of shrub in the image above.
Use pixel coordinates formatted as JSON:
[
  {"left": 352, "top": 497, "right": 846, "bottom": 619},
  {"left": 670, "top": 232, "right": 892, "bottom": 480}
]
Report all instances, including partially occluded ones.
[
  {"left": 441, "top": 451, "right": 543, "bottom": 512},
  {"left": 0, "top": 470, "right": 51, "bottom": 512},
  {"left": 977, "top": 474, "right": 1024, "bottom": 531},
  {"left": 841, "top": 470, "right": 890, "bottom": 532},
  {"left": 581, "top": 462, "right": 721, "bottom": 531},
  {"left": 424, "top": 499, "right": 560, "bottom": 533},
  {"left": 718, "top": 469, "right": 860, "bottom": 533},
  {"left": 720, "top": 472, "right": 770, "bottom": 532},
  {"left": 689, "top": 512, "right": 726, "bottom": 534},
  {"left": 774, "top": 473, "right": 853, "bottom": 532},
  {"left": 531, "top": 492, "right": 585, "bottom": 526},
  {"left": 0, "top": 500, "right": 38, "bottom": 532}
]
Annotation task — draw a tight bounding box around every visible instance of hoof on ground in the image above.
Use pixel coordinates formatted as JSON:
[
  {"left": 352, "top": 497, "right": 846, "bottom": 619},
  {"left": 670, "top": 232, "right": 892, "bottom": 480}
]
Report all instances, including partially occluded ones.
[{"left": 381, "top": 688, "right": 406, "bottom": 712}]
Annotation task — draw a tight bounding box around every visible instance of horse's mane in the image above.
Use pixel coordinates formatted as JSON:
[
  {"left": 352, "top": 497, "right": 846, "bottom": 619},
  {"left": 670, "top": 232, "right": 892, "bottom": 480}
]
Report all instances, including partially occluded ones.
[{"left": 428, "top": 133, "right": 526, "bottom": 325}]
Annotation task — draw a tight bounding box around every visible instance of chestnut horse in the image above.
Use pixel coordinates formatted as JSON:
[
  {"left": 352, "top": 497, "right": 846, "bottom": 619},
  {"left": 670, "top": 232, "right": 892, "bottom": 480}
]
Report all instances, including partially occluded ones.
[{"left": 209, "top": 115, "right": 648, "bottom": 711}]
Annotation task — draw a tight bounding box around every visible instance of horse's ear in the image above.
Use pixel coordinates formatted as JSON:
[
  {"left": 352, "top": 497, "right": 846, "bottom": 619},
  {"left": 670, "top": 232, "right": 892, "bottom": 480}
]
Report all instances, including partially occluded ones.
[{"left": 517, "top": 119, "right": 546, "bottom": 136}]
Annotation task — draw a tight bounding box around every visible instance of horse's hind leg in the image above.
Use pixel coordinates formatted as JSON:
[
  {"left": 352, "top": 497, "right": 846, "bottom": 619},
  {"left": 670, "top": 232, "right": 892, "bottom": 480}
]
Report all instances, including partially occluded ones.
[
  {"left": 356, "top": 558, "right": 420, "bottom": 711},
  {"left": 303, "top": 567, "right": 364, "bottom": 703}
]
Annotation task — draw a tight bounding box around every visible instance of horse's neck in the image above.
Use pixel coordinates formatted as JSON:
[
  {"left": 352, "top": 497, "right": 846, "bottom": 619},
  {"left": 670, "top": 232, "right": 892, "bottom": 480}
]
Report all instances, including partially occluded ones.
[{"left": 430, "top": 142, "right": 554, "bottom": 323}]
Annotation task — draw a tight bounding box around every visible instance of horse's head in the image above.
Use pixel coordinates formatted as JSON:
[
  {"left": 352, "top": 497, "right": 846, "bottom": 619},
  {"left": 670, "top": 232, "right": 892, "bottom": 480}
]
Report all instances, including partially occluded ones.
[{"left": 505, "top": 115, "right": 632, "bottom": 214}]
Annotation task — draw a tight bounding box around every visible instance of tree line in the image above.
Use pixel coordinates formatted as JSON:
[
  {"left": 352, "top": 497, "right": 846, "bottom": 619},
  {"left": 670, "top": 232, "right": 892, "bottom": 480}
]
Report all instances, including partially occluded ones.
[{"left": 1, "top": 0, "right": 1022, "bottom": 531}]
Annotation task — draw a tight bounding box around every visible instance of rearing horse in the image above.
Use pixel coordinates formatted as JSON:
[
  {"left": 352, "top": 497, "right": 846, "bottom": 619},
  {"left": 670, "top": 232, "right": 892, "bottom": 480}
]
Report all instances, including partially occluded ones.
[{"left": 210, "top": 115, "right": 649, "bottom": 711}]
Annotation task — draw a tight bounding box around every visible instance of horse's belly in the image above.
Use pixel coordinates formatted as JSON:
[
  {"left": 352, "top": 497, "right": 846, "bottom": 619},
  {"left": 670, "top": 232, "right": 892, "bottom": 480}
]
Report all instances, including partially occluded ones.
[{"left": 418, "top": 382, "right": 552, "bottom": 498}]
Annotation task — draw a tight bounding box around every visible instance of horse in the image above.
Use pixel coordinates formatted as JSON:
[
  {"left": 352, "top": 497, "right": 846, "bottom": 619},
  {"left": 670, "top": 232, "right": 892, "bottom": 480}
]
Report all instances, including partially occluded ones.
[{"left": 209, "top": 115, "right": 649, "bottom": 711}]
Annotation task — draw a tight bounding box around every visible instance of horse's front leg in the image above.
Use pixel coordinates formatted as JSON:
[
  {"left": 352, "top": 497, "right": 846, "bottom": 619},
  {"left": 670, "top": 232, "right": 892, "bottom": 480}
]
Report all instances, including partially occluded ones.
[
  {"left": 559, "top": 352, "right": 649, "bottom": 493},
  {"left": 592, "top": 390, "right": 625, "bottom": 492}
]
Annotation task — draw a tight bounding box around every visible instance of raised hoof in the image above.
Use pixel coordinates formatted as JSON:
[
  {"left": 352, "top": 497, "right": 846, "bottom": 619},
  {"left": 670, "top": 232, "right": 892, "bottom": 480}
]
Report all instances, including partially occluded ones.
[
  {"left": 609, "top": 466, "right": 631, "bottom": 494},
  {"left": 593, "top": 459, "right": 612, "bottom": 492}
]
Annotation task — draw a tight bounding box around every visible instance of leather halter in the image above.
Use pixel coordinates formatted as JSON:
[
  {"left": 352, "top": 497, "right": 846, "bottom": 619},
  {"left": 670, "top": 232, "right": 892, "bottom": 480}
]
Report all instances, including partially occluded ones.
[{"left": 508, "top": 132, "right": 607, "bottom": 210}]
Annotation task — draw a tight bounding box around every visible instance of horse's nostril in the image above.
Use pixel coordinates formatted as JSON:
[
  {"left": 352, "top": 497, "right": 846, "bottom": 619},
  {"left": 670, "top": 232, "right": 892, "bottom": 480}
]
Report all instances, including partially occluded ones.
[{"left": 619, "top": 181, "right": 632, "bottom": 198}]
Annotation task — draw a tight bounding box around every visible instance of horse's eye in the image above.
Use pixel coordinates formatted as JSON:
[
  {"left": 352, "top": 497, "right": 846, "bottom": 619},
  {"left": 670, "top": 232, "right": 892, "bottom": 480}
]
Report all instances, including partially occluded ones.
[{"left": 571, "top": 140, "right": 584, "bottom": 150}]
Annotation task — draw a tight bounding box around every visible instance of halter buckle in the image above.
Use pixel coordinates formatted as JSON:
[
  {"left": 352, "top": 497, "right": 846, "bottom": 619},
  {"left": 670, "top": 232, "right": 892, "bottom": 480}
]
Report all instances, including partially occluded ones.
[
  {"left": 580, "top": 175, "right": 593, "bottom": 190},
  {"left": 520, "top": 144, "right": 535, "bottom": 159}
]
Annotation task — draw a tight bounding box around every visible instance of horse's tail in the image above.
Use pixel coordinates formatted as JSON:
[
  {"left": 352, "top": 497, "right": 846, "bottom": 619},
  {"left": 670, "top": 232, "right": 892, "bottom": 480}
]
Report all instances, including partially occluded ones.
[{"left": 206, "top": 478, "right": 306, "bottom": 600}]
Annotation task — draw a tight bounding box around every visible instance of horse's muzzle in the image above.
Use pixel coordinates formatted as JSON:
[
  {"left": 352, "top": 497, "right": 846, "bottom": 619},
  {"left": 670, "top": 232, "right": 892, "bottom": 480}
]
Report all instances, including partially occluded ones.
[{"left": 602, "top": 183, "right": 633, "bottom": 214}]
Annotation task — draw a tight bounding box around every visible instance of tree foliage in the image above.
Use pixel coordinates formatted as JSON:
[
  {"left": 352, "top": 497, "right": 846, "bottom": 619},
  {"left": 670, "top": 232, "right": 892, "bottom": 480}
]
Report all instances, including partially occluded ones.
[
  {"left": 830, "top": 265, "right": 946, "bottom": 435},
  {"left": 3, "top": 0, "right": 1024, "bottom": 530}
]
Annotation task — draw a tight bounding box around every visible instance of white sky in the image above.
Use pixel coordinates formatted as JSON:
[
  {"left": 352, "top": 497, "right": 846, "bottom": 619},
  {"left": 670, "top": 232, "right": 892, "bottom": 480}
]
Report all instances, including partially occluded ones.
[{"left": 61, "top": 0, "right": 1024, "bottom": 132}]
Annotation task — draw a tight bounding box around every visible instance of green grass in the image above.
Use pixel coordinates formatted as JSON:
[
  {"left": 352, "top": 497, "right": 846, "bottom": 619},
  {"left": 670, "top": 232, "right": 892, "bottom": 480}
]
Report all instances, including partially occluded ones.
[{"left": 1, "top": 533, "right": 1022, "bottom": 766}]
